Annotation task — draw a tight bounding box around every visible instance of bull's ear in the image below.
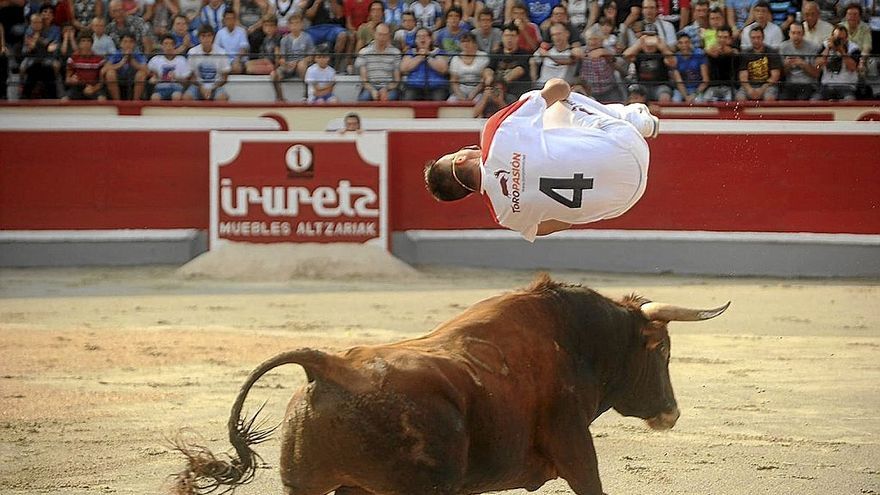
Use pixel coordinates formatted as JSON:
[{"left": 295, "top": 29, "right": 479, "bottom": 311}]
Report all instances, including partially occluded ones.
[{"left": 641, "top": 322, "right": 666, "bottom": 350}]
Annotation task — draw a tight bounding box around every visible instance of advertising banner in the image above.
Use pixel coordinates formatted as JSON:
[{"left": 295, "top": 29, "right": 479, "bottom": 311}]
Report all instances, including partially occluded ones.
[{"left": 210, "top": 131, "right": 388, "bottom": 248}]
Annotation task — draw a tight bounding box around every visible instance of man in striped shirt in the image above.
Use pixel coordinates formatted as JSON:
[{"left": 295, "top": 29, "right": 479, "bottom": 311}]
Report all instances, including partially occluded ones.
[
  {"left": 355, "top": 23, "right": 402, "bottom": 101},
  {"left": 63, "top": 31, "right": 106, "bottom": 100}
]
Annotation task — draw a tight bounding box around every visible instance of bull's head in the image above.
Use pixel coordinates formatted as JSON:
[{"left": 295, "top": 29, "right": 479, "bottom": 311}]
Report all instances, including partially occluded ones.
[{"left": 611, "top": 300, "right": 730, "bottom": 431}]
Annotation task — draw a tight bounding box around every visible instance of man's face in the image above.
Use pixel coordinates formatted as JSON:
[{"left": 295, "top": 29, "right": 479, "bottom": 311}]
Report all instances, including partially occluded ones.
[
  {"left": 753, "top": 6, "right": 769, "bottom": 25},
  {"left": 415, "top": 29, "right": 431, "bottom": 47},
  {"left": 402, "top": 14, "right": 416, "bottom": 30},
  {"left": 40, "top": 9, "right": 53, "bottom": 25},
  {"left": 717, "top": 30, "right": 731, "bottom": 46},
  {"left": 369, "top": 2, "right": 383, "bottom": 20},
  {"left": 511, "top": 7, "right": 526, "bottom": 20},
  {"left": 162, "top": 37, "right": 176, "bottom": 55},
  {"left": 550, "top": 25, "right": 568, "bottom": 47},
  {"left": 709, "top": 11, "right": 724, "bottom": 28},
  {"left": 223, "top": 13, "right": 236, "bottom": 29},
  {"left": 199, "top": 32, "right": 214, "bottom": 50},
  {"left": 438, "top": 146, "right": 481, "bottom": 176},
  {"left": 502, "top": 29, "right": 517, "bottom": 50},
  {"left": 289, "top": 17, "right": 303, "bottom": 33},
  {"left": 78, "top": 37, "right": 93, "bottom": 52},
  {"left": 375, "top": 24, "right": 390, "bottom": 47},
  {"left": 173, "top": 16, "right": 187, "bottom": 33},
  {"left": 447, "top": 11, "right": 461, "bottom": 28},
  {"left": 750, "top": 28, "right": 764, "bottom": 49},
  {"left": 676, "top": 35, "right": 692, "bottom": 53},
  {"left": 694, "top": 3, "right": 709, "bottom": 21},
  {"left": 803, "top": 3, "right": 819, "bottom": 26},
  {"left": 344, "top": 117, "right": 360, "bottom": 131},
  {"left": 641, "top": 0, "right": 657, "bottom": 21},
  {"left": 263, "top": 22, "right": 277, "bottom": 36},
  {"left": 92, "top": 19, "right": 106, "bottom": 35},
  {"left": 478, "top": 13, "right": 492, "bottom": 30},
  {"left": 30, "top": 15, "right": 43, "bottom": 31},
  {"left": 121, "top": 36, "right": 135, "bottom": 52},
  {"left": 551, "top": 6, "right": 566, "bottom": 23},
  {"left": 788, "top": 24, "right": 804, "bottom": 43},
  {"left": 109, "top": 2, "right": 124, "bottom": 20},
  {"left": 845, "top": 6, "right": 860, "bottom": 24},
  {"left": 460, "top": 36, "right": 476, "bottom": 53}
]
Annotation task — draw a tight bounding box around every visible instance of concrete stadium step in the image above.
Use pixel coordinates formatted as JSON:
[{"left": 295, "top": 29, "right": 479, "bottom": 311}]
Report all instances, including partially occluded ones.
[{"left": 225, "top": 74, "right": 362, "bottom": 103}]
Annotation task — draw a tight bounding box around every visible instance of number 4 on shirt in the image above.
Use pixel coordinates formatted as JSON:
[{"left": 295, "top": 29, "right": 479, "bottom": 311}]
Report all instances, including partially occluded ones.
[{"left": 539, "top": 174, "right": 594, "bottom": 208}]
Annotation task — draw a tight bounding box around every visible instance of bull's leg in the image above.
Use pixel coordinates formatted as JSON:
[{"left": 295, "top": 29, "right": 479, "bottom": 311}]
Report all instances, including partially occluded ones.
[{"left": 540, "top": 411, "right": 604, "bottom": 495}]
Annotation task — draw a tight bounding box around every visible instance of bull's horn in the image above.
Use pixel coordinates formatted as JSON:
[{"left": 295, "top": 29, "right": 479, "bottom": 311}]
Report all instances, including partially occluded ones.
[{"left": 640, "top": 301, "right": 731, "bottom": 322}]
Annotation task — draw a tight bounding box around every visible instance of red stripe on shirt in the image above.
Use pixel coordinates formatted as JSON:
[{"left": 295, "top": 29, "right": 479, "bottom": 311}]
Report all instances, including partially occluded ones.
[{"left": 480, "top": 97, "right": 529, "bottom": 163}]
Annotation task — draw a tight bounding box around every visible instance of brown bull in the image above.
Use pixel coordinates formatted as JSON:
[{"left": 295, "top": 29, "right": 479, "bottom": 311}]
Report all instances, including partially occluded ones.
[{"left": 173, "top": 274, "right": 729, "bottom": 495}]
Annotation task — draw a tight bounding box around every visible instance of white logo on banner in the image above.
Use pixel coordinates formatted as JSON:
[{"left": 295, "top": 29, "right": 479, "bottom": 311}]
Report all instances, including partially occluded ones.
[{"left": 285, "top": 144, "right": 313, "bottom": 173}]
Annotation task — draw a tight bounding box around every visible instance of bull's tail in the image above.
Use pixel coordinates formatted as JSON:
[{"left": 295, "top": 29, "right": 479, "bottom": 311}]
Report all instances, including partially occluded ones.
[{"left": 170, "top": 348, "right": 330, "bottom": 495}]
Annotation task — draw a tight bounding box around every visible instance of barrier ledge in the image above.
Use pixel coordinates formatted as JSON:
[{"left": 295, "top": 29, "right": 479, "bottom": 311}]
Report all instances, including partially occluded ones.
[
  {"left": 392, "top": 230, "right": 880, "bottom": 278},
  {"left": 0, "top": 115, "right": 282, "bottom": 130}
]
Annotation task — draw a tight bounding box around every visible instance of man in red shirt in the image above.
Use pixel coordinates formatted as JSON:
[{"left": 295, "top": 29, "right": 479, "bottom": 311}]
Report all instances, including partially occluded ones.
[{"left": 63, "top": 31, "right": 106, "bottom": 100}]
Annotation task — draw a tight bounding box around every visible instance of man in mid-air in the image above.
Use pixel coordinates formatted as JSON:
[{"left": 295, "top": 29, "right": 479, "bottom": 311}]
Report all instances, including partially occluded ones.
[{"left": 425, "top": 78, "right": 658, "bottom": 241}]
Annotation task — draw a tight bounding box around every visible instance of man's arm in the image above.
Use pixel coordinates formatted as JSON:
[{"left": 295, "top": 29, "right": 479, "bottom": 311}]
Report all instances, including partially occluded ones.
[
  {"left": 540, "top": 77, "right": 570, "bottom": 107},
  {"left": 536, "top": 219, "right": 572, "bottom": 236}
]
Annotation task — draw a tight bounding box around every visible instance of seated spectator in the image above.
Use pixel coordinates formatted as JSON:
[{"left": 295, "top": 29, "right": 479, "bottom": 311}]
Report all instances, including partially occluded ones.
[
  {"left": 594, "top": 1, "right": 632, "bottom": 53},
  {"left": 622, "top": 23, "right": 676, "bottom": 102},
  {"left": 170, "top": 14, "right": 198, "bottom": 55},
  {"left": 701, "top": 6, "right": 726, "bottom": 51},
  {"left": 736, "top": 25, "right": 782, "bottom": 101},
  {"left": 476, "top": 0, "right": 505, "bottom": 27},
  {"left": 740, "top": 2, "right": 784, "bottom": 50},
  {"left": 443, "top": 0, "right": 477, "bottom": 25},
  {"left": 106, "top": 0, "right": 154, "bottom": 54},
  {"left": 147, "top": 34, "right": 191, "bottom": 100},
  {"left": 539, "top": 5, "right": 581, "bottom": 48},
  {"left": 246, "top": 16, "right": 280, "bottom": 76},
  {"left": 410, "top": 0, "right": 443, "bottom": 30},
  {"left": 839, "top": 3, "right": 871, "bottom": 58},
  {"left": 510, "top": 1, "right": 541, "bottom": 52},
  {"left": 802, "top": 1, "right": 834, "bottom": 46},
  {"left": 393, "top": 11, "right": 418, "bottom": 51},
  {"left": 400, "top": 26, "right": 450, "bottom": 100},
  {"left": 185, "top": 25, "right": 231, "bottom": 100},
  {"left": 779, "top": 22, "right": 820, "bottom": 100},
  {"left": 472, "top": 77, "right": 515, "bottom": 117},
  {"left": 356, "top": 22, "right": 403, "bottom": 101},
  {"left": 276, "top": 13, "right": 315, "bottom": 80},
  {"left": 472, "top": 7, "right": 502, "bottom": 54},
  {"left": 816, "top": 25, "right": 861, "bottom": 100},
  {"left": 20, "top": 14, "right": 60, "bottom": 99},
  {"left": 103, "top": 32, "right": 149, "bottom": 100},
  {"left": 304, "top": 49, "right": 338, "bottom": 103},
  {"left": 671, "top": 31, "right": 708, "bottom": 102},
  {"left": 641, "top": 0, "right": 678, "bottom": 46},
  {"left": 37, "top": 5, "right": 62, "bottom": 44},
  {"left": 574, "top": 26, "right": 622, "bottom": 102},
  {"left": 338, "top": 111, "right": 362, "bottom": 133},
  {"left": 200, "top": 0, "right": 228, "bottom": 32},
  {"left": 530, "top": 23, "right": 576, "bottom": 86},
  {"left": 702, "top": 25, "right": 738, "bottom": 101},
  {"left": 63, "top": 31, "right": 106, "bottom": 100},
  {"left": 58, "top": 23, "right": 78, "bottom": 69},
  {"left": 303, "top": 0, "right": 348, "bottom": 68},
  {"left": 91, "top": 17, "right": 118, "bottom": 56},
  {"left": 215, "top": 10, "right": 250, "bottom": 74},
  {"left": 354, "top": 0, "right": 385, "bottom": 53},
  {"left": 434, "top": 7, "right": 471, "bottom": 53},
  {"left": 447, "top": 32, "right": 489, "bottom": 101},
  {"left": 483, "top": 23, "right": 532, "bottom": 98}
]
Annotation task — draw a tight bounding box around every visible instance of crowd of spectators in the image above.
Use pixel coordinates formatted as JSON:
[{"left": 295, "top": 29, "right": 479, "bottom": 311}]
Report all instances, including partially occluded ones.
[{"left": 0, "top": 0, "right": 877, "bottom": 104}]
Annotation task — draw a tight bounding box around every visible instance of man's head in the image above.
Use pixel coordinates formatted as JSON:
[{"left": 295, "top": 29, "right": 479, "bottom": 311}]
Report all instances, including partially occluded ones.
[
  {"left": 510, "top": 1, "right": 529, "bottom": 21},
  {"left": 641, "top": 0, "right": 658, "bottom": 22},
  {"left": 549, "top": 22, "right": 569, "bottom": 48},
  {"left": 424, "top": 145, "right": 482, "bottom": 202},
  {"left": 343, "top": 112, "right": 361, "bottom": 132},
  {"left": 401, "top": 11, "right": 416, "bottom": 30},
  {"left": 802, "top": 1, "right": 820, "bottom": 28},
  {"left": 844, "top": 3, "right": 862, "bottom": 25},
  {"left": 161, "top": 34, "right": 176, "bottom": 55},
  {"left": 29, "top": 13, "right": 43, "bottom": 32},
  {"left": 39, "top": 4, "right": 54, "bottom": 25},
  {"left": 262, "top": 16, "right": 278, "bottom": 36},
  {"left": 788, "top": 21, "right": 804, "bottom": 44},
  {"left": 172, "top": 14, "right": 189, "bottom": 34},
  {"left": 77, "top": 31, "right": 94, "bottom": 52},
  {"left": 414, "top": 27, "right": 433, "bottom": 48},
  {"left": 478, "top": 7, "right": 494, "bottom": 31},
  {"left": 446, "top": 6, "right": 463, "bottom": 28},
  {"left": 708, "top": 7, "right": 725, "bottom": 28},
  {"left": 459, "top": 31, "right": 477, "bottom": 53},
  {"left": 602, "top": 1, "right": 618, "bottom": 19},
  {"left": 368, "top": 0, "right": 385, "bottom": 21},
  {"left": 198, "top": 24, "right": 215, "bottom": 51},
  {"left": 289, "top": 13, "right": 304, "bottom": 34},
  {"left": 716, "top": 25, "right": 732, "bottom": 46},
  {"left": 120, "top": 32, "right": 137, "bottom": 53},
  {"left": 501, "top": 23, "right": 519, "bottom": 51},
  {"left": 91, "top": 16, "right": 106, "bottom": 35},
  {"left": 549, "top": 4, "right": 568, "bottom": 24},
  {"left": 832, "top": 25, "right": 849, "bottom": 44},
  {"left": 749, "top": 24, "right": 765, "bottom": 50},
  {"left": 692, "top": 0, "right": 710, "bottom": 24},
  {"left": 676, "top": 32, "right": 693, "bottom": 54},
  {"left": 223, "top": 10, "right": 237, "bottom": 30},
  {"left": 374, "top": 22, "right": 391, "bottom": 48},
  {"left": 109, "top": 0, "right": 126, "bottom": 21},
  {"left": 752, "top": 1, "right": 771, "bottom": 26}
]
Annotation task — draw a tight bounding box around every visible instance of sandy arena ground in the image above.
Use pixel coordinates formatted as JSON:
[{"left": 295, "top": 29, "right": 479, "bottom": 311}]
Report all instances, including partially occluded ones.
[{"left": 0, "top": 265, "right": 878, "bottom": 495}]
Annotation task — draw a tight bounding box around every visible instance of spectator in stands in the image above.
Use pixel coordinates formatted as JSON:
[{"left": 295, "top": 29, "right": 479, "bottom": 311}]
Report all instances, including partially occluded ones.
[
  {"left": 510, "top": 2, "right": 540, "bottom": 52},
  {"left": 339, "top": 111, "right": 362, "bottom": 133},
  {"left": 622, "top": 23, "right": 676, "bottom": 101},
  {"left": 304, "top": 48, "right": 338, "bottom": 102},
  {"left": 107, "top": 0, "right": 154, "bottom": 54},
  {"left": 671, "top": 31, "right": 707, "bottom": 102},
  {"left": 91, "top": 17, "right": 117, "bottom": 56},
  {"left": 200, "top": 0, "right": 228, "bottom": 32},
  {"left": 393, "top": 11, "right": 418, "bottom": 51},
  {"left": 779, "top": 22, "right": 820, "bottom": 100},
  {"left": 411, "top": 0, "right": 444, "bottom": 30},
  {"left": 383, "top": 0, "right": 406, "bottom": 31},
  {"left": 483, "top": 22, "right": 531, "bottom": 98},
  {"left": 595, "top": 2, "right": 633, "bottom": 54},
  {"left": 215, "top": 10, "right": 250, "bottom": 74},
  {"left": 274, "top": 13, "right": 314, "bottom": 100},
  {"left": 701, "top": 6, "right": 725, "bottom": 51},
  {"left": 445, "top": 0, "right": 478, "bottom": 25},
  {"left": 473, "top": 8, "right": 502, "bottom": 53},
  {"left": 447, "top": 31, "right": 489, "bottom": 100},
  {"left": 63, "top": 30, "right": 106, "bottom": 100},
  {"left": 303, "top": 0, "right": 348, "bottom": 68},
  {"left": 642, "top": 0, "right": 678, "bottom": 45},
  {"left": 185, "top": 24, "right": 231, "bottom": 100},
  {"left": 680, "top": 0, "right": 709, "bottom": 48},
  {"left": 656, "top": 0, "right": 689, "bottom": 30},
  {"left": 354, "top": 0, "right": 384, "bottom": 53},
  {"left": 472, "top": 76, "right": 514, "bottom": 116},
  {"left": 703, "top": 24, "right": 737, "bottom": 101},
  {"left": 356, "top": 22, "right": 403, "bottom": 100},
  {"left": 539, "top": 5, "right": 580, "bottom": 47},
  {"left": 103, "top": 31, "right": 149, "bottom": 100},
  {"left": 147, "top": 34, "right": 191, "bottom": 100},
  {"left": 840, "top": 3, "right": 871, "bottom": 57},
  {"left": 725, "top": 0, "right": 754, "bottom": 40},
  {"left": 529, "top": 23, "right": 576, "bottom": 86},
  {"left": 401, "top": 26, "right": 450, "bottom": 100},
  {"left": 171, "top": 14, "right": 198, "bottom": 55},
  {"left": 802, "top": 0, "right": 834, "bottom": 46},
  {"left": 740, "top": 2, "right": 783, "bottom": 49},
  {"left": 736, "top": 25, "right": 782, "bottom": 100},
  {"left": 769, "top": 0, "right": 797, "bottom": 32},
  {"left": 21, "top": 14, "right": 59, "bottom": 98},
  {"left": 434, "top": 6, "right": 471, "bottom": 53},
  {"left": 246, "top": 16, "right": 280, "bottom": 77},
  {"left": 574, "top": 26, "right": 622, "bottom": 102},
  {"left": 816, "top": 24, "right": 861, "bottom": 100},
  {"left": 37, "top": 5, "right": 61, "bottom": 44},
  {"left": 58, "top": 22, "right": 77, "bottom": 70}
]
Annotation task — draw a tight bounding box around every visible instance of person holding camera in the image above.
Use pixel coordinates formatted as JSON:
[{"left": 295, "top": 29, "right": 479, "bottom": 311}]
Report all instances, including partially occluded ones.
[
  {"left": 622, "top": 23, "right": 677, "bottom": 102},
  {"left": 815, "top": 25, "right": 861, "bottom": 100}
]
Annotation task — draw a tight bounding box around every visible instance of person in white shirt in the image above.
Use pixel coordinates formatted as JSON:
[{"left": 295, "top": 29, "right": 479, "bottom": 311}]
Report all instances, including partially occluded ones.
[
  {"left": 148, "top": 34, "right": 192, "bottom": 99},
  {"left": 739, "top": 1, "right": 784, "bottom": 50},
  {"left": 184, "top": 25, "right": 232, "bottom": 100},
  {"left": 424, "top": 78, "right": 659, "bottom": 241},
  {"left": 214, "top": 10, "right": 250, "bottom": 73},
  {"left": 801, "top": 0, "right": 833, "bottom": 46},
  {"left": 304, "top": 50, "right": 338, "bottom": 102}
]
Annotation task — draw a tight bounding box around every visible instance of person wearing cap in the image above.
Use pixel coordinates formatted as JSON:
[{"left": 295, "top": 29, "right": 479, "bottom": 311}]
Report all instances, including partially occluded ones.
[{"left": 424, "top": 77, "right": 659, "bottom": 241}]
